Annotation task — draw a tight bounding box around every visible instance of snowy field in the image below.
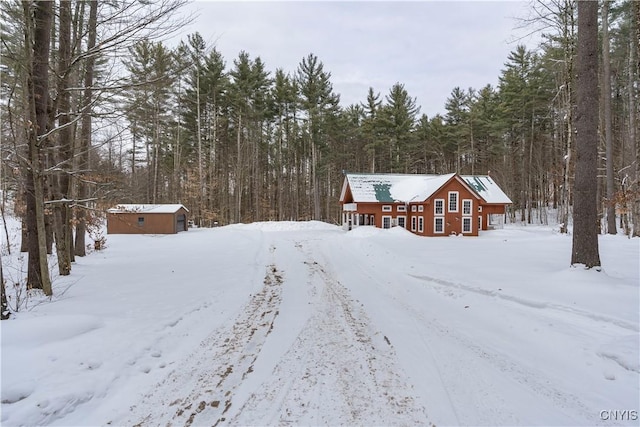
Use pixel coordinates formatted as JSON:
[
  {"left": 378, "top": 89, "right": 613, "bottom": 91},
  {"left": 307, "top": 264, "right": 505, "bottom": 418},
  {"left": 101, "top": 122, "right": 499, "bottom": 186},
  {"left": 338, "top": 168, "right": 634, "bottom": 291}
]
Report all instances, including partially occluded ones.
[{"left": 1, "top": 219, "right": 638, "bottom": 426}]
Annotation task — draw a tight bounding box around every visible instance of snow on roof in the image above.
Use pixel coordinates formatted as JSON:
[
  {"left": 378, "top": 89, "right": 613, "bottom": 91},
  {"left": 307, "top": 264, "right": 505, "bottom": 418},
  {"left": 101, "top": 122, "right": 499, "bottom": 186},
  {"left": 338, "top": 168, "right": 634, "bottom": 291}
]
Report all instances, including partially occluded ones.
[
  {"left": 390, "top": 173, "right": 456, "bottom": 203},
  {"left": 461, "top": 176, "right": 512, "bottom": 204},
  {"left": 344, "top": 173, "right": 455, "bottom": 203},
  {"left": 344, "top": 173, "right": 512, "bottom": 204},
  {"left": 107, "top": 204, "right": 189, "bottom": 214}
]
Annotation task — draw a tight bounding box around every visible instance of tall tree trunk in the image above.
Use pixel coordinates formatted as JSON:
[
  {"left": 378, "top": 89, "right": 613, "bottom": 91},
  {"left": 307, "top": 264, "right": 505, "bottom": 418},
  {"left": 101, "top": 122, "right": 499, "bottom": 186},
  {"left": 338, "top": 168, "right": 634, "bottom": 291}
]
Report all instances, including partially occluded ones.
[
  {"left": 23, "top": 0, "right": 53, "bottom": 295},
  {"left": 53, "top": 0, "right": 73, "bottom": 275},
  {"left": 23, "top": 1, "right": 52, "bottom": 295},
  {"left": 572, "top": 1, "right": 601, "bottom": 268},
  {"left": 75, "top": 0, "right": 97, "bottom": 257},
  {"left": 1, "top": 254, "right": 9, "bottom": 319},
  {"left": 236, "top": 114, "right": 242, "bottom": 222},
  {"left": 602, "top": 1, "right": 616, "bottom": 235},
  {"left": 560, "top": 91, "right": 572, "bottom": 234},
  {"left": 632, "top": 2, "right": 640, "bottom": 237},
  {"left": 196, "top": 69, "right": 203, "bottom": 223}
]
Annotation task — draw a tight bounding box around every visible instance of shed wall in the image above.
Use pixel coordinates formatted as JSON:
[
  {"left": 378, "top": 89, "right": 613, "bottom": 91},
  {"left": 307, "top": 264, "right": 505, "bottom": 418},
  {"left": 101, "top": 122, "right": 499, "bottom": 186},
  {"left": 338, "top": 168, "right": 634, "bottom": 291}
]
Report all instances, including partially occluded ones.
[{"left": 107, "top": 208, "right": 188, "bottom": 234}]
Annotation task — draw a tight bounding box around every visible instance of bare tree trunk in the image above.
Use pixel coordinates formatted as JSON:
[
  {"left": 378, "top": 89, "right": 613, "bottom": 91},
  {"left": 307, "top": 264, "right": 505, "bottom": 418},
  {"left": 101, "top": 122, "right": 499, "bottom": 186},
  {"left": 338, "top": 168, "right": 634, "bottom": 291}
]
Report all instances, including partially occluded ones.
[
  {"left": 236, "top": 114, "right": 243, "bottom": 223},
  {"left": 196, "top": 70, "right": 203, "bottom": 223},
  {"left": 560, "top": 94, "right": 572, "bottom": 234},
  {"left": 311, "top": 133, "right": 321, "bottom": 220},
  {"left": 602, "top": 1, "right": 616, "bottom": 235},
  {"left": 52, "top": 0, "right": 73, "bottom": 275},
  {"left": 152, "top": 100, "right": 160, "bottom": 204},
  {"left": 75, "top": 0, "right": 97, "bottom": 257},
  {"left": 632, "top": 2, "right": 640, "bottom": 237},
  {"left": 23, "top": 0, "right": 53, "bottom": 295},
  {"left": 1, "top": 254, "right": 9, "bottom": 319},
  {"left": 572, "top": 1, "right": 601, "bottom": 268}
]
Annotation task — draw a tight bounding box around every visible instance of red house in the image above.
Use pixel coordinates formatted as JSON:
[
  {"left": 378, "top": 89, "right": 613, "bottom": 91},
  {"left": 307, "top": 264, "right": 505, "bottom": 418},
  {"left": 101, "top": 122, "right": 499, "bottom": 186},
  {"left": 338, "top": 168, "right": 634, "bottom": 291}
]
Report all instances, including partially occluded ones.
[{"left": 339, "top": 173, "right": 512, "bottom": 236}]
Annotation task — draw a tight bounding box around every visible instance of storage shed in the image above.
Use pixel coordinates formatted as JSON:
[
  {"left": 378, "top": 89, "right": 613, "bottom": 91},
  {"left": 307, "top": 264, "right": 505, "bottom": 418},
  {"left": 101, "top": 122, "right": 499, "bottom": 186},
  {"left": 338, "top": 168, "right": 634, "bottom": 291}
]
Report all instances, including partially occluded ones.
[{"left": 106, "top": 204, "right": 189, "bottom": 234}]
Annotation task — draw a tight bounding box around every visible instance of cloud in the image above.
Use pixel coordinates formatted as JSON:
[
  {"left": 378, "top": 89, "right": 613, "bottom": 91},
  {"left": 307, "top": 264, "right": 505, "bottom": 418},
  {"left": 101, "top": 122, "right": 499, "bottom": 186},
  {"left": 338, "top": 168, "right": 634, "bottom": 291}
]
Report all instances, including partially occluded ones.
[{"left": 175, "top": 1, "right": 537, "bottom": 117}]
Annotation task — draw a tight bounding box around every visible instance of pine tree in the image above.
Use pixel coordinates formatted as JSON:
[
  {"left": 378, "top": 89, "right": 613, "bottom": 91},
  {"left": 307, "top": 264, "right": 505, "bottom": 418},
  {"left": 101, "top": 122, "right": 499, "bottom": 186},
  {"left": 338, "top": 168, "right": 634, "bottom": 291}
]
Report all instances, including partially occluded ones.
[
  {"left": 296, "top": 53, "right": 339, "bottom": 220},
  {"left": 444, "top": 87, "right": 471, "bottom": 173},
  {"left": 361, "top": 87, "right": 383, "bottom": 172},
  {"left": 379, "top": 83, "right": 419, "bottom": 173}
]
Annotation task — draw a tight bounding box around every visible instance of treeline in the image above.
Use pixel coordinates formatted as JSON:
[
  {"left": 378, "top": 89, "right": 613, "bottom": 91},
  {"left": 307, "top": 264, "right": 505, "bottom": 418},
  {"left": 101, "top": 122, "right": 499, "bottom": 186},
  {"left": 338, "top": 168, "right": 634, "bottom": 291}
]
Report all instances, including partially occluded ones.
[
  {"left": 90, "top": 1, "right": 640, "bottom": 231},
  {"left": 0, "top": 1, "right": 639, "bottom": 295}
]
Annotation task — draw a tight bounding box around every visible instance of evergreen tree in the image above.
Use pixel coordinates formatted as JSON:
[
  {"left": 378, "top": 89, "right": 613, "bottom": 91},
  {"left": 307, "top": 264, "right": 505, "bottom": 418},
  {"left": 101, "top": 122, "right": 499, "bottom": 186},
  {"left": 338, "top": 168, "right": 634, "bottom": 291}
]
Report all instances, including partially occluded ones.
[
  {"left": 361, "top": 87, "right": 383, "bottom": 172},
  {"left": 379, "top": 83, "right": 419, "bottom": 173},
  {"left": 295, "top": 53, "right": 339, "bottom": 220},
  {"left": 444, "top": 86, "right": 471, "bottom": 173}
]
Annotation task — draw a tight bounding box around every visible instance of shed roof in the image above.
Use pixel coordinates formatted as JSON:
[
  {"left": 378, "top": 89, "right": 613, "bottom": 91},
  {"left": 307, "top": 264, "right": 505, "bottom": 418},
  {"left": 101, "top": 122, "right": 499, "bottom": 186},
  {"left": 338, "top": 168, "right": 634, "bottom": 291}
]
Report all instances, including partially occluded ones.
[
  {"left": 107, "top": 204, "right": 189, "bottom": 214},
  {"left": 461, "top": 175, "right": 512, "bottom": 204}
]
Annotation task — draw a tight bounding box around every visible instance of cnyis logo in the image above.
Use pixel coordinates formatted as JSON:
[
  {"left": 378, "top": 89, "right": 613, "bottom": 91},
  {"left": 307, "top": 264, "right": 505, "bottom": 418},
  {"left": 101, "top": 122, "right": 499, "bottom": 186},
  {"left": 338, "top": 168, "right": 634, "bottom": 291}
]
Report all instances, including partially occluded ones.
[{"left": 599, "top": 410, "right": 638, "bottom": 421}]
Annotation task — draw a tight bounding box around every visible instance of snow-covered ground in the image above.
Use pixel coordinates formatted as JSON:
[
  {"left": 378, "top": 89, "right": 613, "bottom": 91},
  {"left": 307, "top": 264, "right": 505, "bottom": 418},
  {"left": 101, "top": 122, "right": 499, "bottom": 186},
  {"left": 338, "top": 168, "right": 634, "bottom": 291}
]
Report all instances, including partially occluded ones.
[{"left": 1, "top": 219, "right": 638, "bottom": 426}]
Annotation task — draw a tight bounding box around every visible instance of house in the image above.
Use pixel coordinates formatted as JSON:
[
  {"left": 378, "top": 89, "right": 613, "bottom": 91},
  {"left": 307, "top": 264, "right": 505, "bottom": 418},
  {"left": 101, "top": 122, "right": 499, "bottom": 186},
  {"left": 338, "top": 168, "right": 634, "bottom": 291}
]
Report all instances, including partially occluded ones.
[
  {"left": 106, "top": 204, "right": 189, "bottom": 234},
  {"left": 339, "top": 173, "right": 512, "bottom": 236}
]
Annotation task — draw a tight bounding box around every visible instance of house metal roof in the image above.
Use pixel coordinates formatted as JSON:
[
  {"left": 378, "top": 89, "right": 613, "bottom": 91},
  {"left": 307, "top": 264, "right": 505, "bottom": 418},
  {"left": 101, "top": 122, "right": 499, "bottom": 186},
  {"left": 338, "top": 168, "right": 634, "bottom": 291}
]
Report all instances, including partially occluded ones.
[
  {"left": 341, "top": 173, "right": 512, "bottom": 204},
  {"left": 461, "top": 175, "right": 512, "bottom": 204},
  {"left": 107, "top": 204, "right": 189, "bottom": 214}
]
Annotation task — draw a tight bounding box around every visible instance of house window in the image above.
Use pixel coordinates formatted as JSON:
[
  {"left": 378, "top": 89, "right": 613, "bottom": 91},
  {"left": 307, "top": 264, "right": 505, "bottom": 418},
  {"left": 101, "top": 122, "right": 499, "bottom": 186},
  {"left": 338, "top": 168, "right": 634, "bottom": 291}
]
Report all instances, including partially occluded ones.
[
  {"left": 382, "top": 216, "right": 392, "bottom": 229},
  {"left": 463, "top": 199, "right": 472, "bottom": 215},
  {"left": 411, "top": 205, "right": 417, "bottom": 212},
  {"left": 397, "top": 216, "right": 406, "bottom": 228},
  {"left": 478, "top": 215, "right": 482, "bottom": 230},
  {"left": 411, "top": 216, "right": 417, "bottom": 232},
  {"left": 418, "top": 216, "right": 424, "bottom": 233},
  {"left": 397, "top": 205, "right": 406, "bottom": 212},
  {"left": 463, "top": 217, "right": 472, "bottom": 233},
  {"left": 138, "top": 217, "right": 144, "bottom": 227},
  {"left": 448, "top": 192, "right": 458, "bottom": 212},
  {"left": 478, "top": 206, "right": 483, "bottom": 212},
  {"left": 418, "top": 205, "right": 424, "bottom": 212},
  {"left": 434, "top": 199, "right": 444, "bottom": 215},
  {"left": 382, "top": 205, "right": 392, "bottom": 212},
  {"left": 434, "top": 217, "right": 444, "bottom": 233}
]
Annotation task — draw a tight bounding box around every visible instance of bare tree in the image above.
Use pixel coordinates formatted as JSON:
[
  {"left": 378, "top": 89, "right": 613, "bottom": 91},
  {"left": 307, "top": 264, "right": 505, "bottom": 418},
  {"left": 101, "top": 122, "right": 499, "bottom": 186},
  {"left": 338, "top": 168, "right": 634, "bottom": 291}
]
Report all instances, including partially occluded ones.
[
  {"left": 51, "top": 0, "right": 73, "bottom": 275},
  {"left": 1, "top": 254, "right": 9, "bottom": 320},
  {"left": 602, "top": 1, "right": 616, "bottom": 235},
  {"left": 74, "top": 0, "right": 98, "bottom": 257},
  {"left": 571, "top": 0, "right": 601, "bottom": 268},
  {"left": 632, "top": 1, "right": 640, "bottom": 237},
  {"left": 22, "top": 0, "right": 53, "bottom": 294}
]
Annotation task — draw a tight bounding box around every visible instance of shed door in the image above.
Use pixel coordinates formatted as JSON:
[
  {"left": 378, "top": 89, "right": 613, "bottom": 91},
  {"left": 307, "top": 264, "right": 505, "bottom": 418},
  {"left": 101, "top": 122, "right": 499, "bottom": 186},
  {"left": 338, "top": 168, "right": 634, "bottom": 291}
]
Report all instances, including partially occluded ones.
[{"left": 177, "top": 214, "right": 186, "bottom": 231}]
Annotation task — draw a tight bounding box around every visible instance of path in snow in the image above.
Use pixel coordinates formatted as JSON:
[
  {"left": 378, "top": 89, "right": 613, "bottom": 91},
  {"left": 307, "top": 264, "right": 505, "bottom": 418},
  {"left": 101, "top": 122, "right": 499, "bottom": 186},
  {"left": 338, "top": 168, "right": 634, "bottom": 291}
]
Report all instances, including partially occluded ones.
[{"left": 125, "top": 232, "right": 431, "bottom": 426}]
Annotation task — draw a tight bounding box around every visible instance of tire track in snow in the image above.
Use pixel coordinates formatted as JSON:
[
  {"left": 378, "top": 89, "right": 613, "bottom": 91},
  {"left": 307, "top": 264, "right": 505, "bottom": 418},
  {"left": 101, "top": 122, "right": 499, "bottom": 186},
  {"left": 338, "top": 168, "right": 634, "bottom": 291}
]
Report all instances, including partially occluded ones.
[
  {"left": 367, "top": 271, "right": 599, "bottom": 425},
  {"left": 410, "top": 274, "right": 639, "bottom": 332},
  {"left": 128, "top": 256, "right": 284, "bottom": 427},
  {"left": 226, "top": 240, "right": 432, "bottom": 426}
]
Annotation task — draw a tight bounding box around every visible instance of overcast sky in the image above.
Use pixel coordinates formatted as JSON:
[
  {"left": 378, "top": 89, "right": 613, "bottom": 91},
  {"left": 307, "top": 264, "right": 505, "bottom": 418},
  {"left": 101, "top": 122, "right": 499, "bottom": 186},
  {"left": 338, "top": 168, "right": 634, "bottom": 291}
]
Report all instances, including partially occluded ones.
[{"left": 173, "top": 1, "right": 538, "bottom": 118}]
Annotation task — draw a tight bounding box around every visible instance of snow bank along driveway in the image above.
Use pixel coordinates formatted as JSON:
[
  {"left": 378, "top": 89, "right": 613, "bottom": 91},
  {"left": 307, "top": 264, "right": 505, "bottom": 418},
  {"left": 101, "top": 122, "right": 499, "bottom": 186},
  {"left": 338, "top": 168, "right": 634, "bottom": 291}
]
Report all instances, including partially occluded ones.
[{"left": 1, "top": 222, "right": 638, "bottom": 426}]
